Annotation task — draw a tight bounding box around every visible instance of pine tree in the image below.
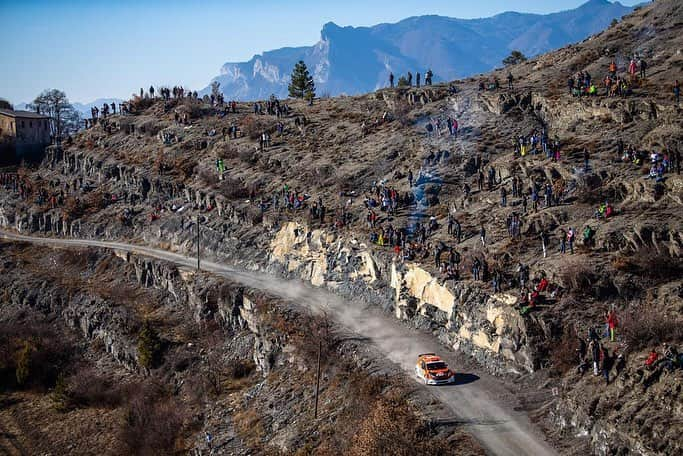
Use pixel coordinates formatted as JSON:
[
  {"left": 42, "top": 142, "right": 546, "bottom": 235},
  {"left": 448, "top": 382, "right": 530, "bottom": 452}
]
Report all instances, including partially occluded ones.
[
  {"left": 503, "top": 50, "right": 528, "bottom": 67},
  {"left": 288, "top": 61, "right": 315, "bottom": 100},
  {"left": 137, "top": 320, "right": 162, "bottom": 369}
]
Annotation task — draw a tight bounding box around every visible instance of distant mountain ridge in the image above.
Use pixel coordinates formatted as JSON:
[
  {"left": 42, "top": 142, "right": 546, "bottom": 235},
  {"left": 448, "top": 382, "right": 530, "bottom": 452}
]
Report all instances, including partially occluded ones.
[{"left": 203, "top": 0, "right": 634, "bottom": 100}]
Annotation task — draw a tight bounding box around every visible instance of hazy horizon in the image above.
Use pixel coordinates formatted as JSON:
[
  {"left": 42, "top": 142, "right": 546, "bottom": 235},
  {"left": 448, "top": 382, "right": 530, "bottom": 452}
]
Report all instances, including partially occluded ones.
[{"left": 1, "top": 0, "right": 640, "bottom": 106}]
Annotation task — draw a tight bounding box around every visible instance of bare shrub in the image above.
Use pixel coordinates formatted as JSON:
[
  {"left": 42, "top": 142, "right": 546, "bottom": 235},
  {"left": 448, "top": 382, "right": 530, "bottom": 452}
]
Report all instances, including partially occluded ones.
[
  {"left": 129, "top": 95, "right": 154, "bottom": 113},
  {"left": 172, "top": 154, "right": 197, "bottom": 180},
  {"left": 118, "top": 383, "right": 185, "bottom": 455},
  {"left": 270, "top": 311, "right": 337, "bottom": 364},
  {"left": 66, "top": 368, "right": 125, "bottom": 408},
  {"left": 550, "top": 327, "right": 580, "bottom": 375},
  {"left": 629, "top": 247, "right": 683, "bottom": 282},
  {"left": 242, "top": 115, "right": 271, "bottom": 140},
  {"left": 558, "top": 261, "right": 596, "bottom": 293},
  {"left": 138, "top": 120, "right": 163, "bottom": 137},
  {"left": 620, "top": 303, "right": 683, "bottom": 352},
  {"left": 214, "top": 141, "right": 238, "bottom": 160},
  {"left": 349, "top": 391, "right": 451, "bottom": 456},
  {"left": 0, "top": 321, "right": 75, "bottom": 391},
  {"left": 229, "top": 358, "right": 255, "bottom": 380},
  {"left": 219, "top": 177, "right": 250, "bottom": 199},
  {"left": 62, "top": 196, "right": 84, "bottom": 221},
  {"left": 197, "top": 167, "right": 218, "bottom": 187}
]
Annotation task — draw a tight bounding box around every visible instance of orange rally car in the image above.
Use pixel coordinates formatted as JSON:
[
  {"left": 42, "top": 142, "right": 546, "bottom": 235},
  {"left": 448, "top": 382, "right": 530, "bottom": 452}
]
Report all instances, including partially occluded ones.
[{"left": 415, "top": 353, "right": 456, "bottom": 385}]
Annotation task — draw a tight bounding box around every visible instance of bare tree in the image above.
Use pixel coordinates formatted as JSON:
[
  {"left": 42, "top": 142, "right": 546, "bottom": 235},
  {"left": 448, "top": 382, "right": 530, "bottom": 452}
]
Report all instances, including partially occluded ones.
[
  {"left": 210, "top": 81, "right": 221, "bottom": 100},
  {"left": 28, "top": 89, "right": 81, "bottom": 141}
]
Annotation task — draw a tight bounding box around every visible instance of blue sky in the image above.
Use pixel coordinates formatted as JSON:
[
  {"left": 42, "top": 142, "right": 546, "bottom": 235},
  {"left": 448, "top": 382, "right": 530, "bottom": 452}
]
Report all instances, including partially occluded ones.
[{"left": 0, "top": 0, "right": 640, "bottom": 105}]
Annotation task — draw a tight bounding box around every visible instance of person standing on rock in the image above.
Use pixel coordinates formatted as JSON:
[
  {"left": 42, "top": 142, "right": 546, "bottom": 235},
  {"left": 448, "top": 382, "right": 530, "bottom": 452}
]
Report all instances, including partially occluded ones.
[
  {"left": 149, "top": 86, "right": 155, "bottom": 98},
  {"left": 416, "top": 72, "right": 421, "bottom": 88},
  {"left": 674, "top": 80, "right": 680, "bottom": 105},
  {"left": 507, "top": 72, "right": 514, "bottom": 89},
  {"left": 454, "top": 219, "right": 462, "bottom": 244},
  {"left": 472, "top": 257, "right": 481, "bottom": 281},
  {"left": 480, "top": 225, "right": 486, "bottom": 247},
  {"left": 583, "top": 148, "right": 590, "bottom": 172},
  {"left": 588, "top": 338, "right": 600, "bottom": 376},
  {"left": 559, "top": 228, "right": 567, "bottom": 254},
  {"left": 567, "top": 227, "right": 575, "bottom": 254},
  {"left": 389, "top": 72, "right": 394, "bottom": 88},
  {"left": 544, "top": 183, "right": 553, "bottom": 208},
  {"left": 426, "top": 69, "right": 433, "bottom": 86},
  {"left": 541, "top": 230, "right": 549, "bottom": 258},
  {"left": 500, "top": 185, "right": 507, "bottom": 207},
  {"left": 639, "top": 58, "right": 647, "bottom": 79},
  {"left": 407, "top": 72, "right": 413, "bottom": 87}
]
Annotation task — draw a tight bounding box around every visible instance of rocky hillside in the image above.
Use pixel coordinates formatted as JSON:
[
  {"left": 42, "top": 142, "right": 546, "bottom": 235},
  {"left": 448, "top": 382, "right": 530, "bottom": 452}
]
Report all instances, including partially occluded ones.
[
  {"left": 1, "top": 0, "right": 682, "bottom": 454},
  {"left": 203, "top": 0, "right": 634, "bottom": 99}
]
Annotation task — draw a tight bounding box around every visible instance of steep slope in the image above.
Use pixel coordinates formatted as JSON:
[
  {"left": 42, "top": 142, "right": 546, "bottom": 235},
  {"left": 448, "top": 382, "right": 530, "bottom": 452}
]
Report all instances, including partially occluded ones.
[
  {"left": 204, "top": 0, "right": 633, "bottom": 99},
  {"left": 1, "top": 0, "right": 682, "bottom": 454}
]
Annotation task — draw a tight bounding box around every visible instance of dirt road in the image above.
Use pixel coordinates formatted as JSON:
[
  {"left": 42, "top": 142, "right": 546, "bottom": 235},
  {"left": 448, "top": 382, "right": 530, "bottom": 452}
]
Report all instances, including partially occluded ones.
[{"left": 0, "top": 231, "right": 557, "bottom": 456}]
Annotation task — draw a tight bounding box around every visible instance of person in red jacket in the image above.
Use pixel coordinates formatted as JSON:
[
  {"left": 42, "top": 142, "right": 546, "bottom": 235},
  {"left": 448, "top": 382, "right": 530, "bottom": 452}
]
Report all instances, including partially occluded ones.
[
  {"left": 645, "top": 348, "right": 658, "bottom": 370},
  {"left": 606, "top": 309, "right": 618, "bottom": 342}
]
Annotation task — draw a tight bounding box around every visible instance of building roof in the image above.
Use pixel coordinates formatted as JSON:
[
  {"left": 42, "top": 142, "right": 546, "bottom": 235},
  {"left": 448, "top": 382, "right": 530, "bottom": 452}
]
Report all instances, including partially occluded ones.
[{"left": 0, "top": 108, "right": 49, "bottom": 119}]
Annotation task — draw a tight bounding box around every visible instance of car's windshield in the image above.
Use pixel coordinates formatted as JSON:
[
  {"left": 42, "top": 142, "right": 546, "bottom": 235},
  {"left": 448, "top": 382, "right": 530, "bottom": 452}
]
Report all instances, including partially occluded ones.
[{"left": 427, "top": 362, "right": 447, "bottom": 370}]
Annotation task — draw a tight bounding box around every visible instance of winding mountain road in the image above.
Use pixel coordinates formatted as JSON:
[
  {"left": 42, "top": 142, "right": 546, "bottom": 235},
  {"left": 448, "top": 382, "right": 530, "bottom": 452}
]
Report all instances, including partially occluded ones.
[{"left": 0, "top": 230, "right": 557, "bottom": 456}]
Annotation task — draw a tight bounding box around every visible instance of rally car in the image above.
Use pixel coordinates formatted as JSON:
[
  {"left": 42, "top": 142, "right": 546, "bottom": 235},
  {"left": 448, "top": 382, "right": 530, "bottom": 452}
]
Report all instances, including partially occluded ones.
[{"left": 415, "top": 353, "right": 456, "bottom": 385}]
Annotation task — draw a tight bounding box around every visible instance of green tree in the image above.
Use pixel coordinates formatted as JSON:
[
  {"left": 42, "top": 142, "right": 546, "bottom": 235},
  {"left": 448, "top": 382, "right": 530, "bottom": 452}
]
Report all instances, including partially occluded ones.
[
  {"left": 52, "top": 373, "right": 71, "bottom": 412},
  {"left": 15, "top": 340, "right": 34, "bottom": 385},
  {"left": 0, "top": 98, "right": 12, "bottom": 110},
  {"left": 503, "top": 50, "right": 528, "bottom": 67},
  {"left": 288, "top": 61, "right": 315, "bottom": 100},
  {"left": 397, "top": 76, "right": 409, "bottom": 87},
  {"left": 137, "top": 320, "right": 162, "bottom": 369}
]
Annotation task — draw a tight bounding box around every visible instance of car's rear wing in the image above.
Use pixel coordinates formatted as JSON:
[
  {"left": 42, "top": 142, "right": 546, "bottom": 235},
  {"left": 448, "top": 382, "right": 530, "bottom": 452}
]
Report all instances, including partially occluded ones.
[{"left": 418, "top": 353, "right": 436, "bottom": 357}]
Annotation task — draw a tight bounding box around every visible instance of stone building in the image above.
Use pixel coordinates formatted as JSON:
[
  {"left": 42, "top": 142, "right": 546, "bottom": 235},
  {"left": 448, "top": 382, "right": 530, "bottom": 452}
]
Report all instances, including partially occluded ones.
[{"left": 0, "top": 108, "right": 51, "bottom": 164}]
